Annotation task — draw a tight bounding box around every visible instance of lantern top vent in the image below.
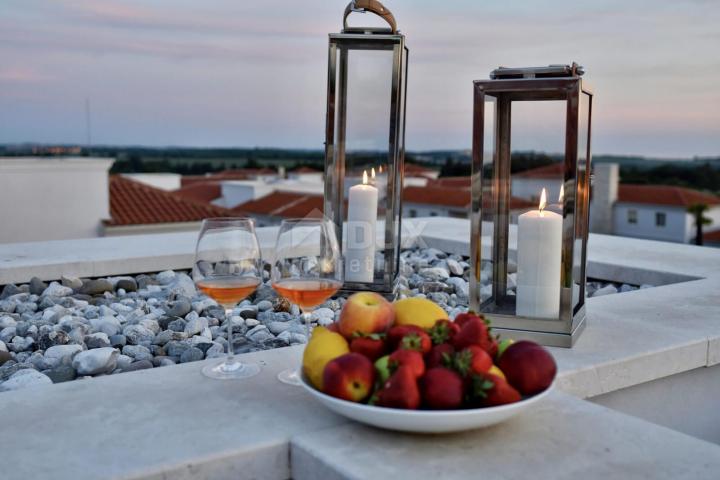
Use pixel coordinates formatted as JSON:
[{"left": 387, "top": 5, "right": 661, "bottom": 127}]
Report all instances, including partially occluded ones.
[{"left": 490, "top": 62, "right": 585, "bottom": 80}]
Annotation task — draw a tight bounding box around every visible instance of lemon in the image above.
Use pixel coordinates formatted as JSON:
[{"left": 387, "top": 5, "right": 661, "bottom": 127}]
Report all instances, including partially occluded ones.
[
  {"left": 302, "top": 326, "right": 349, "bottom": 390},
  {"left": 393, "top": 297, "right": 449, "bottom": 329}
]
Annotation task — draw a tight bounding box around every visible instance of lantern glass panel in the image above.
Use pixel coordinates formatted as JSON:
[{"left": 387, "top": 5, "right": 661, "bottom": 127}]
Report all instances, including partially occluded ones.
[
  {"left": 328, "top": 40, "right": 405, "bottom": 289},
  {"left": 572, "top": 91, "right": 592, "bottom": 312}
]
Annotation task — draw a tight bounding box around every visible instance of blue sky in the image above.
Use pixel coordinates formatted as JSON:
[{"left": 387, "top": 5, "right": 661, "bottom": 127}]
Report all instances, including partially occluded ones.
[{"left": 0, "top": 0, "right": 718, "bottom": 157}]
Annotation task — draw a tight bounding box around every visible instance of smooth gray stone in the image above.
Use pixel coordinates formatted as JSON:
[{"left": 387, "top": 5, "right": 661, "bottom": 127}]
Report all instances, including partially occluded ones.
[
  {"left": 122, "top": 325, "right": 155, "bottom": 346},
  {"left": 165, "top": 298, "right": 192, "bottom": 318},
  {"left": 109, "top": 335, "right": 127, "bottom": 348},
  {"left": 122, "top": 360, "right": 154, "bottom": 372},
  {"left": 29, "top": 277, "right": 48, "bottom": 296},
  {"left": 167, "top": 319, "right": 186, "bottom": 332},
  {"left": 45, "top": 365, "right": 77, "bottom": 383},
  {"left": 0, "top": 351, "right": 12, "bottom": 366},
  {"left": 0, "top": 284, "right": 21, "bottom": 300},
  {"left": 72, "top": 348, "right": 118, "bottom": 376},
  {"left": 61, "top": 275, "right": 83, "bottom": 291},
  {"left": 85, "top": 332, "right": 111, "bottom": 349},
  {"left": 0, "top": 369, "right": 51, "bottom": 391},
  {"left": 116, "top": 278, "right": 138, "bottom": 293},
  {"left": 179, "top": 347, "right": 204, "bottom": 363},
  {"left": 79, "top": 279, "right": 114, "bottom": 296},
  {"left": 122, "top": 345, "right": 153, "bottom": 362}
]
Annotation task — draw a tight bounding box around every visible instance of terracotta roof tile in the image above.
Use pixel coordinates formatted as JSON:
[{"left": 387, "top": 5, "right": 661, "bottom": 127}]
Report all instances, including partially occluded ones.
[
  {"left": 232, "top": 191, "right": 325, "bottom": 219},
  {"left": 515, "top": 163, "right": 564, "bottom": 178},
  {"left": 618, "top": 184, "right": 720, "bottom": 207},
  {"left": 173, "top": 182, "right": 222, "bottom": 204},
  {"left": 429, "top": 177, "right": 471, "bottom": 188},
  {"left": 703, "top": 230, "right": 720, "bottom": 242},
  {"left": 106, "top": 176, "right": 231, "bottom": 226}
]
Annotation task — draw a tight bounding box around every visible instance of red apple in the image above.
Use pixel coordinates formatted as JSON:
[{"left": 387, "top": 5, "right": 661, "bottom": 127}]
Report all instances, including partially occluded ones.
[
  {"left": 497, "top": 340, "right": 556, "bottom": 395},
  {"left": 322, "top": 353, "right": 376, "bottom": 402},
  {"left": 338, "top": 292, "right": 395, "bottom": 339}
]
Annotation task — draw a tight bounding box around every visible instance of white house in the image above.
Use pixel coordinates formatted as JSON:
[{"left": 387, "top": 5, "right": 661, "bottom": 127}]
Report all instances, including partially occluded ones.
[
  {"left": 0, "top": 157, "right": 114, "bottom": 243},
  {"left": 512, "top": 162, "right": 720, "bottom": 244}
]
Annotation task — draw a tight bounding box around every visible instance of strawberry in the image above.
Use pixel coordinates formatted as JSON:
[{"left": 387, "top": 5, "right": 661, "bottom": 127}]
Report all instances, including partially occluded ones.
[
  {"left": 454, "top": 345, "right": 493, "bottom": 377},
  {"left": 469, "top": 373, "right": 521, "bottom": 407},
  {"left": 452, "top": 316, "right": 495, "bottom": 354},
  {"left": 421, "top": 367, "right": 464, "bottom": 409},
  {"left": 454, "top": 311, "right": 485, "bottom": 327},
  {"left": 425, "top": 343, "right": 455, "bottom": 369},
  {"left": 350, "top": 334, "right": 387, "bottom": 361},
  {"left": 399, "top": 331, "right": 432, "bottom": 354},
  {"left": 376, "top": 366, "right": 421, "bottom": 409},
  {"left": 387, "top": 325, "right": 425, "bottom": 350},
  {"left": 428, "top": 319, "right": 460, "bottom": 345},
  {"left": 389, "top": 349, "right": 425, "bottom": 378}
]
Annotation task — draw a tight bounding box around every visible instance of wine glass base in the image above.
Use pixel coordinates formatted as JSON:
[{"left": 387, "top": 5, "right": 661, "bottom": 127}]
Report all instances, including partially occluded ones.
[
  {"left": 202, "top": 359, "right": 261, "bottom": 380},
  {"left": 277, "top": 368, "right": 302, "bottom": 386}
]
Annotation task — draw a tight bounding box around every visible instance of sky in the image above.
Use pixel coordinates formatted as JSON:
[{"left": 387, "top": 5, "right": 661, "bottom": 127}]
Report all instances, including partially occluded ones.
[{"left": 0, "top": 0, "right": 718, "bottom": 157}]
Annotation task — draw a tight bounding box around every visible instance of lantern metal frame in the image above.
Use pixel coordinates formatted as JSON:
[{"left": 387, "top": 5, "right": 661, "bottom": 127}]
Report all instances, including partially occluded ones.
[
  {"left": 323, "top": 2, "right": 408, "bottom": 295},
  {"left": 470, "top": 64, "right": 592, "bottom": 347}
]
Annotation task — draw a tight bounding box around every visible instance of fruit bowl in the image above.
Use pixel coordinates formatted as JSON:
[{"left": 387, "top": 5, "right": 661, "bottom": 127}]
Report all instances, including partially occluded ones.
[{"left": 299, "top": 373, "right": 555, "bottom": 434}]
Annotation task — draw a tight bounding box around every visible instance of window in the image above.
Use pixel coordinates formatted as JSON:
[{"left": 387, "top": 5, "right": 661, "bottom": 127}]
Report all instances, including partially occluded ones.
[
  {"left": 655, "top": 212, "right": 666, "bottom": 227},
  {"left": 627, "top": 209, "right": 638, "bottom": 224},
  {"left": 409, "top": 209, "right": 417, "bottom": 218},
  {"left": 430, "top": 212, "right": 438, "bottom": 217}
]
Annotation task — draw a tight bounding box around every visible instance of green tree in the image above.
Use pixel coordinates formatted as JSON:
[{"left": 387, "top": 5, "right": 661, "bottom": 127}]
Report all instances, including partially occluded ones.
[{"left": 687, "top": 203, "right": 712, "bottom": 246}]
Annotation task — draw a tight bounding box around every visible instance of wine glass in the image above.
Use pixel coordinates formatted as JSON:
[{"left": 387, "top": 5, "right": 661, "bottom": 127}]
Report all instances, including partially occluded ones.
[
  {"left": 271, "top": 218, "right": 343, "bottom": 385},
  {"left": 192, "top": 218, "right": 263, "bottom": 380}
]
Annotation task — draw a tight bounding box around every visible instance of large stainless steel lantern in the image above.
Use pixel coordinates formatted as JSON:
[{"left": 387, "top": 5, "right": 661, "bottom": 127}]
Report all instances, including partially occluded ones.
[
  {"left": 470, "top": 63, "right": 592, "bottom": 347},
  {"left": 323, "top": 0, "right": 408, "bottom": 294}
]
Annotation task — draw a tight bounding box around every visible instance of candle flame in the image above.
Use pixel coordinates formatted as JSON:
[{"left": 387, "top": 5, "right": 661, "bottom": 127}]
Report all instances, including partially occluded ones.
[
  {"left": 539, "top": 188, "right": 547, "bottom": 213},
  {"left": 371, "top": 167, "right": 376, "bottom": 179},
  {"left": 559, "top": 183, "right": 564, "bottom": 202},
  {"left": 362, "top": 170, "right": 368, "bottom": 185},
  {"left": 378, "top": 165, "right": 383, "bottom": 174}
]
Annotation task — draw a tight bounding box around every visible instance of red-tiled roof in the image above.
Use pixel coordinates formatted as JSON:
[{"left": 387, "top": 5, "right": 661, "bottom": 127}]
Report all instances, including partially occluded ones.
[
  {"left": 232, "top": 191, "right": 324, "bottom": 219},
  {"left": 106, "top": 176, "right": 230, "bottom": 226},
  {"left": 429, "top": 177, "right": 472, "bottom": 188},
  {"left": 405, "top": 163, "right": 438, "bottom": 176},
  {"left": 180, "top": 169, "right": 278, "bottom": 187},
  {"left": 292, "top": 166, "right": 321, "bottom": 174},
  {"left": 515, "top": 163, "right": 564, "bottom": 178},
  {"left": 618, "top": 184, "right": 720, "bottom": 207},
  {"left": 402, "top": 186, "right": 534, "bottom": 210},
  {"left": 703, "top": 230, "right": 720, "bottom": 243},
  {"left": 173, "top": 182, "right": 222, "bottom": 204}
]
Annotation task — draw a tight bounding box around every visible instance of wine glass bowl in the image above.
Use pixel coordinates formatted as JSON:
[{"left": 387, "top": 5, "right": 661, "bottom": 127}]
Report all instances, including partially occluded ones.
[
  {"left": 271, "top": 218, "right": 343, "bottom": 385},
  {"left": 192, "top": 218, "right": 263, "bottom": 380}
]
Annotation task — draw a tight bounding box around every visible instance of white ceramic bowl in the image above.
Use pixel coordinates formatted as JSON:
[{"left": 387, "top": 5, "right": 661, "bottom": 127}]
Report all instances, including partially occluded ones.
[{"left": 300, "top": 374, "right": 555, "bottom": 434}]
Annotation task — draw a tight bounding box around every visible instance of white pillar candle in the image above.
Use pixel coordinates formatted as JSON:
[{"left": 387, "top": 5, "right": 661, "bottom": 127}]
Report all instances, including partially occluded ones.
[
  {"left": 346, "top": 170, "right": 378, "bottom": 283},
  {"left": 516, "top": 188, "right": 563, "bottom": 318}
]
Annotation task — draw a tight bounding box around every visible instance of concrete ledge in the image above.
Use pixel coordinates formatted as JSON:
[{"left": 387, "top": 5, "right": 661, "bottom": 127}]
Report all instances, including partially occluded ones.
[{"left": 291, "top": 391, "right": 720, "bottom": 480}]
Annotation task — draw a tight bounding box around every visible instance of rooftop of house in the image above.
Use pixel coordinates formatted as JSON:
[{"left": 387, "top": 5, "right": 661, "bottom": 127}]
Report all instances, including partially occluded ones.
[
  {"left": 403, "top": 185, "right": 534, "bottom": 210},
  {"left": 514, "top": 162, "right": 564, "bottom": 178},
  {"left": 617, "top": 184, "right": 720, "bottom": 208},
  {"left": 172, "top": 181, "right": 222, "bottom": 204},
  {"left": 232, "top": 191, "right": 324, "bottom": 219},
  {"left": 106, "top": 175, "right": 230, "bottom": 227},
  {"left": 404, "top": 162, "right": 439, "bottom": 177}
]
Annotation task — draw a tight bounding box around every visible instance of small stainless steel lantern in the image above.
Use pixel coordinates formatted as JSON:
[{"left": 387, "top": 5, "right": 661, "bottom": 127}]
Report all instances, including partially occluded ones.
[
  {"left": 470, "top": 63, "right": 592, "bottom": 347},
  {"left": 323, "top": 0, "right": 408, "bottom": 294}
]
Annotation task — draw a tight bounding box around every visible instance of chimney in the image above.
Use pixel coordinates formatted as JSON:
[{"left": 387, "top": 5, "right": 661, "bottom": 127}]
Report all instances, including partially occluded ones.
[{"left": 589, "top": 163, "right": 618, "bottom": 234}]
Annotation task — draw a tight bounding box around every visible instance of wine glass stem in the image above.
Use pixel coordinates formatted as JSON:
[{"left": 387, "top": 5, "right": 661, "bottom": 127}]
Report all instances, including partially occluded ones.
[
  {"left": 225, "top": 307, "right": 235, "bottom": 365},
  {"left": 301, "top": 310, "right": 313, "bottom": 340}
]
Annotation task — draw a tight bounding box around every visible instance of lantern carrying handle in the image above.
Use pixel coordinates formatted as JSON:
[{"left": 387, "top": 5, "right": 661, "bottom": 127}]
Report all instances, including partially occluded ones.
[{"left": 343, "top": 0, "right": 397, "bottom": 33}]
